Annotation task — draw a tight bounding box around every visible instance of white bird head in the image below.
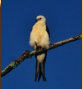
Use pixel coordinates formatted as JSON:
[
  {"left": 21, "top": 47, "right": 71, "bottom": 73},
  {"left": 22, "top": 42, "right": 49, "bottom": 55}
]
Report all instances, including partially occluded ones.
[{"left": 36, "top": 15, "right": 46, "bottom": 23}]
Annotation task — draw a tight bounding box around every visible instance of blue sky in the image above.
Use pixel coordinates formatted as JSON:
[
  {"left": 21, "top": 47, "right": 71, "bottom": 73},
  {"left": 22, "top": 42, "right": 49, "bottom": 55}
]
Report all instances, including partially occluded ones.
[{"left": 1, "top": 0, "right": 82, "bottom": 89}]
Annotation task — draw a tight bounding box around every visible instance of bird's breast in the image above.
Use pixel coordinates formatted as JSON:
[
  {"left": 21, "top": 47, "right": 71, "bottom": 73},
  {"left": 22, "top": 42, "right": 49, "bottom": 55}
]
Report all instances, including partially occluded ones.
[{"left": 30, "top": 23, "right": 50, "bottom": 49}]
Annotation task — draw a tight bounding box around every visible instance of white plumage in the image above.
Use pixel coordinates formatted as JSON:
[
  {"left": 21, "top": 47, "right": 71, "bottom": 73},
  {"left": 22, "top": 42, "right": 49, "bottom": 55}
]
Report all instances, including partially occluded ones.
[{"left": 29, "top": 15, "right": 50, "bottom": 49}]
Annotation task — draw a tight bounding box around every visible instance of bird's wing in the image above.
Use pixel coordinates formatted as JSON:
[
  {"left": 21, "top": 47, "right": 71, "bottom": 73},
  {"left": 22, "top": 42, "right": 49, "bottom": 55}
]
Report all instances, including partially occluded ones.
[{"left": 46, "top": 26, "right": 50, "bottom": 38}]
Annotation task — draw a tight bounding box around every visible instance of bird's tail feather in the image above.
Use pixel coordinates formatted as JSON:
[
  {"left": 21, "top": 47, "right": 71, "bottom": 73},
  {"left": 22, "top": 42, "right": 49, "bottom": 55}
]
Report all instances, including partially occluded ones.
[
  {"left": 38, "top": 63, "right": 42, "bottom": 81},
  {"left": 35, "top": 61, "right": 46, "bottom": 82},
  {"left": 35, "top": 61, "right": 39, "bottom": 81}
]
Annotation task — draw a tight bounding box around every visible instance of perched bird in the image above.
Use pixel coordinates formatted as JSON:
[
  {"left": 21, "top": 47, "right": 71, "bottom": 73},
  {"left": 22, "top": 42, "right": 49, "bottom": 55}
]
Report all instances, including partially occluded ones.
[{"left": 29, "top": 15, "right": 50, "bottom": 81}]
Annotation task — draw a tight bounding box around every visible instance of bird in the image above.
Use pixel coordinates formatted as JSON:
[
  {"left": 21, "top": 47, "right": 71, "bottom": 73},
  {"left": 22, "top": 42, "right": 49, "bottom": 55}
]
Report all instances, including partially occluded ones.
[{"left": 29, "top": 15, "right": 50, "bottom": 82}]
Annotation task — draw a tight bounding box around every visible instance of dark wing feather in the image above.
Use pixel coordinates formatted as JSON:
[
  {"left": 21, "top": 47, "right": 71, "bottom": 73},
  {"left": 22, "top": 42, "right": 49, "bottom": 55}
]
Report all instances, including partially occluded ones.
[{"left": 46, "top": 26, "right": 50, "bottom": 38}]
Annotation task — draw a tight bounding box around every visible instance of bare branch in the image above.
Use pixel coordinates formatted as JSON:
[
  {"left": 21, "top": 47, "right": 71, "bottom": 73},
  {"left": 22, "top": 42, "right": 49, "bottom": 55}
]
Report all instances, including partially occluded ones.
[{"left": 1, "top": 34, "right": 82, "bottom": 77}]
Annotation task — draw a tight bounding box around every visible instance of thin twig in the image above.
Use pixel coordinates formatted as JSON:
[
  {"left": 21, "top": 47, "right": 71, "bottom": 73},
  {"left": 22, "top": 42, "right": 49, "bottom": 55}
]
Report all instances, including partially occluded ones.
[{"left": 1, "top": 34, "right": 82, "bottom": 77}]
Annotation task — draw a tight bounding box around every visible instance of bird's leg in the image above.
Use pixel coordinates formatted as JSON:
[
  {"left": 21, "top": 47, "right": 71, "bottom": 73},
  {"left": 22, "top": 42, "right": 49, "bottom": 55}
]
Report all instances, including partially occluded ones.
[
  {"left": 35, "top": 42, "right": 42, "bottom": 50},
  {"left": 35, "top": 42, "right": 38, "bottom": 50}
]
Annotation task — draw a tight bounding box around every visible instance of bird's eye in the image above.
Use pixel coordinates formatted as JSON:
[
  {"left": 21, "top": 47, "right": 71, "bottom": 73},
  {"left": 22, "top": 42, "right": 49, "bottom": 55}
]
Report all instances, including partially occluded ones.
[
  {"left": 36, "top": 18, "right": 42, "bottom": 21},
  {"left": 38, "top": 18, "right": 42, "bottom": 20},
  {"left": 39, "top": 18, "right": 42, "bottom": 19}
]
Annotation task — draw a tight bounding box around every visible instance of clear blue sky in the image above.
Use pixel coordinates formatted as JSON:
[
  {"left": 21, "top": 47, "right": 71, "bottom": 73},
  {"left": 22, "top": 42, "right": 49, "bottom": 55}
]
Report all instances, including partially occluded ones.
[{"left": 1, "top": 0, "right": 82, "bottom": 89}]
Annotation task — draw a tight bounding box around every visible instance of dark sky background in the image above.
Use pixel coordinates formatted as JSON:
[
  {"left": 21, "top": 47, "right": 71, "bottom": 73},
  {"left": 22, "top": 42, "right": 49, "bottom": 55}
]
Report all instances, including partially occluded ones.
[{"left": 1, "top": 0, "right": 82, "bottom": 89}]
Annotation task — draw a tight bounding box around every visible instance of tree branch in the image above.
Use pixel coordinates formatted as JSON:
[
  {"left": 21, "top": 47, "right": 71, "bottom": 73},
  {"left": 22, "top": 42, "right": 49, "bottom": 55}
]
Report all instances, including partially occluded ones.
[{"left": 1, "top": 34, "right": 82, "bottom": 77}]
